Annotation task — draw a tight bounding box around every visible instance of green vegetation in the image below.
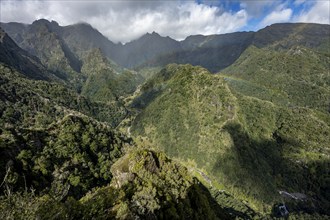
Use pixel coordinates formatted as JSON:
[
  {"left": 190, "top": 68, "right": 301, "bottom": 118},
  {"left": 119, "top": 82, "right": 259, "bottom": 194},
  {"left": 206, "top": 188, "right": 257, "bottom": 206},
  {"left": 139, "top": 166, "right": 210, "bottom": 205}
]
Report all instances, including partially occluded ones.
[
  {"left": 10, "top": 20, "right": 83, "bottom": 86},
  {"left": 0, "top": 64, "right": 127, "bottom": 127},
  {"left": 1, "top": 21, "right": 329, "bottom": 219},
  {"left": 0, "top": 114, "right": 131, "bottom": 198},
  {"left": 0, "top": 148, "right": 252, "bottom": 219},
  {"left": 81, "top": 48, "right": 144, "bottom": 102},
  {"left": 0, "top": 63, "right": 260, "bottom": 219},
  {"left": 222, "top": 45, "right": 330, "bottom": 112},
  {"left": 131, "top": 64, "right": 330, "bottom": 216}
]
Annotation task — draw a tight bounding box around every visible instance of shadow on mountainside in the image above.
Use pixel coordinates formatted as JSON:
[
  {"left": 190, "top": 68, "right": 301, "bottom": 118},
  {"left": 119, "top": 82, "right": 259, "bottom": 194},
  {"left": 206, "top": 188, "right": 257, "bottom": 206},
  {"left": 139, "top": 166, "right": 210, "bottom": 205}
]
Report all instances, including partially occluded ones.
[
  {"left": 213, "top": 122, "right": 329, "bottom": 216},
  {"left": 152, "top": 181, "right": 252, "bottom": 220}
]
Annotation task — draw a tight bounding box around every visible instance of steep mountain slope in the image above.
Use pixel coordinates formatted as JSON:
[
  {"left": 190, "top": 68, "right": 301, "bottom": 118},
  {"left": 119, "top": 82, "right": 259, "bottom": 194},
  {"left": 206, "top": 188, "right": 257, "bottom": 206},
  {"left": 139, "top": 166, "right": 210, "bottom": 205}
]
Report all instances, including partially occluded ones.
[
  {"left": 1, "top": 20, "right": 82, "bottom": 84},
  {"left": 0, "top": 63, "right": 259, "bottom": 219},
  {"left": 222, "top": 45, "right": 330, "bottom": 113},
  {"left": 1, "top": 20, "right": 118, "bottom": 62},
  {"left": 253, "top": 23, "right": 330, "bottom": 50},
  {"left": 116, "top": 32, "right": 181, "bottom": 68},
  {"left": 145, "top": 23, "right": 329, "bottom": 72},
  {"left": 0, "top": 29, "right": 262, "bottom": 219},
  {"left": 0, "top": 63, "right": 127, "bottom": 130},
  {"left": 1, "top": 147, "right": 260, "bottom": 219},
  {"left": 0, "top": 59, "right": 135, "bottom": 217},
  {"left": 144, "top": 31, "right": 254, "bottom": 72},
  {"left": 0, "top": 29, "right": 131, "bottom": 128},
  {"left": 130, "top": 64, "right": 330, "bottom": 216},
  {"left": 1, "top": 20, "right": 144, "bottom": 102},
  {"left": 0, "top": 28, "right": 53, "bottom": 81},
  {"left": 3, "top": 20, "right": 328, "bottom": 74},
  {"left": 1, "top": 20, "right": 329, "bottom": 219},
  {"left": 81, "top": 48, "right": 144, "bottom": 102},
  {"left": 59, "top": 22, "right": 118, "bottom": 59}
]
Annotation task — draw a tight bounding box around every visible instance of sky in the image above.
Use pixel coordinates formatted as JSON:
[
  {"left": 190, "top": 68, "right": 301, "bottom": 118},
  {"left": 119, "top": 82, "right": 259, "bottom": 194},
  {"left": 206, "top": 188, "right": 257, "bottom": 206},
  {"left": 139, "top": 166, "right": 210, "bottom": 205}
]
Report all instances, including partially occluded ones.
[{"left": 0, "top": 0, "right": 329, "bottom": 43}]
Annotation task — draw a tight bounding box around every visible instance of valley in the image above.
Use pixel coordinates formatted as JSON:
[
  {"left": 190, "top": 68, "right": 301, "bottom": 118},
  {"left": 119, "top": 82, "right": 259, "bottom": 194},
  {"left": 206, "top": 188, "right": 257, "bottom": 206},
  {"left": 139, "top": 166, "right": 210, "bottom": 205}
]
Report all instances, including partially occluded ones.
[{"left": 0, "top": 19, "right": 329, "bottom": 219}]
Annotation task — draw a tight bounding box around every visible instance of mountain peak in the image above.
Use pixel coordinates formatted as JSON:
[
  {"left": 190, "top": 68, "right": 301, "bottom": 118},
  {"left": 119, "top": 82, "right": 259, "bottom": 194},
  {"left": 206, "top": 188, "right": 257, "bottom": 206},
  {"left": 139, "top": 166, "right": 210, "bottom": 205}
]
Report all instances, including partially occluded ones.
[
  {"left": 50, "top": 20, "right": 59, "bottom": 26},
  {"left": 31, "top": 19, "right": 59, "bottom": 31},
  {"left": 74, "top": 21, "right": 93, "bottom": 28},
  {"left": 32, "top": 18, "right": 51, "bottom": 25},
  {"left": 145, "top": 31, "right": 161, "bottom": 37}
]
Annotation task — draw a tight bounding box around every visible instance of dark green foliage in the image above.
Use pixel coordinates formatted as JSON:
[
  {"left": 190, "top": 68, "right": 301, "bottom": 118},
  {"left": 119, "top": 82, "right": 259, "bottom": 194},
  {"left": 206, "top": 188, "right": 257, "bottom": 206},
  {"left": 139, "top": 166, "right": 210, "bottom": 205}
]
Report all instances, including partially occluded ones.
[
  {"left": 0, "top": 191, "right": 40, "bottom": 220},
  {"left": 131, "top": 64, "right": 330, "bottom": 216},
  {"left": 0, "top": 64, "right": 127, "bottom": 128},
  {"left": 210, "top": 188, "right": 258, "bottom": 219},
  {"left": 0, "top": 114, "right": 132, "bottom": 199},
  {"left": 132, "top": 64, "right": 236, "bottom": 162},
  {"left": 0, "top": 63, "right": 133, "bottom": 203},
  {"left": 0, "top": 149, "right": 242, "bottom": 219},
  {"left": 1, "top": 59, "right": 246, "bottom": 219},
  {"left": 80, "top": 149, "right": 239, "bottom": 219},
  {"left": 1, "top": 20, "right": 330, "bottom": 219}
]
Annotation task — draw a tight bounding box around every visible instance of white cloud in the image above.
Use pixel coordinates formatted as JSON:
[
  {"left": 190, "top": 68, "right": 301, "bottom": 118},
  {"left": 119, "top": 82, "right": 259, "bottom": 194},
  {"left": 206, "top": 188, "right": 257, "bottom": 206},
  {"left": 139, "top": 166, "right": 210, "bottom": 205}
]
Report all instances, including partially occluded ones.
[
  {"left": 0, "top": 0, "right": 248, "bottom": 43},
  {"left": 240, "top": 0, "right": 279, "bottom": 17},
  {"left": 294, "top": 1, "right": 330, "bottom": 24},
  {"left": 260, "top": 7, "right": 293, "bottom": 27}
]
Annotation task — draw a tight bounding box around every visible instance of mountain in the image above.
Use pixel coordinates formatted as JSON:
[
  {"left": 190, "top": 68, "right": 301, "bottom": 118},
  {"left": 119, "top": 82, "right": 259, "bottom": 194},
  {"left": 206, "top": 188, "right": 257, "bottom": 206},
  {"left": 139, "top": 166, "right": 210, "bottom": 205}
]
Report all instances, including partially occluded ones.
[
  {"left": 222, "top": 45, "right": 330, "bottom": 113},
  {"left": 1, "top": 20, "right": 119, "bottom": 61},
  {"left": 58, "top": 22, "right": 118, "bottom": 59},
  {"left": 252, "top": 23, "right": 330, "bottom": 50},
  {"left": 0, "top": 27, "right": 54, "bottom": 81},
  {"left": 1, "top": 146, "right": 260, "bottom": 219},
  {"left": 143, "top": 31, "right": 255, "bottom": 72},
  {"left": 2, "top": 20, "right": 328, "bottom": 74},
  {"left": 129, "top": 64, "right": 330, "bottom": 216},
  {"left": 1, "top": 20, "right": 181, "bottom": 70},
  {"left": 0, "top": 57, "right": 258, "bottom": 219},
  {"left": 1, "top": 19, "right": 330, "bottom": 219},
  {"left": 217, "top": 24, "right": 330, "bottom": 114},
  {"left": 1, "top": 20, "right": 144, "bottom": 101},
  {"left": 115, "top": 32, "right": 181, "bottom": 68},
  {"left": 0, "top": 30, "right": 260, "bottom": 219},
  {"left": 80, "top": 48, "right": 144, "bottom": 102},
  {"left": 0, "top": 62, "right": 128, "bottom": 128},
  {"left": 1, "top": 20, "right": 82, "bottom": 83}
]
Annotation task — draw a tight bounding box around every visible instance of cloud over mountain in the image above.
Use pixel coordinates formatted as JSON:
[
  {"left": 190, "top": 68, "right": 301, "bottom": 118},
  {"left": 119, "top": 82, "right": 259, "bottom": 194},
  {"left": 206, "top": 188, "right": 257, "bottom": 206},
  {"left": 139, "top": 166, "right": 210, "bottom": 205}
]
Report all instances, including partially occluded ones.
[
  {"left": 0, "top": 1, "right": 247, "bottom": 43},
  {"left": 0, "top": 0, "right": 329, "bottom": 43}
]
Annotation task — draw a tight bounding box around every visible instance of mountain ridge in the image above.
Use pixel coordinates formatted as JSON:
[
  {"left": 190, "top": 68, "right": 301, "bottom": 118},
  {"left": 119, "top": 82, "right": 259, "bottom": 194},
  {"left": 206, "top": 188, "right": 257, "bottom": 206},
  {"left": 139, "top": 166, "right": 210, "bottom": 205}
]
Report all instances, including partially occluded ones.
[
  {"left": 2, "top": 20, "right": 329, "bottom": 73},
  {"left": 0, "top": 18, "right": 329, "bottom": 219},
  {"left": 129, "top": 64, "right": 330, "bottom": 216},
  {"left": 0, "top": 27, "right": 57, "bottom": 81}
]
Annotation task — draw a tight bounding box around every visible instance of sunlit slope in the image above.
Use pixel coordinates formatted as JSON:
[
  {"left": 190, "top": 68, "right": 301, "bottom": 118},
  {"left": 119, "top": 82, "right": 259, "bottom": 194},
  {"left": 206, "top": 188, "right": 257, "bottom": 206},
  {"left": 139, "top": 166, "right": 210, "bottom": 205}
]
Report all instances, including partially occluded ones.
[
  {"left": 131, "top": 64, "right": 330, "bottom": 213},
  {"left": 222, "top": 45, "right": 330, "bottom": 113}
]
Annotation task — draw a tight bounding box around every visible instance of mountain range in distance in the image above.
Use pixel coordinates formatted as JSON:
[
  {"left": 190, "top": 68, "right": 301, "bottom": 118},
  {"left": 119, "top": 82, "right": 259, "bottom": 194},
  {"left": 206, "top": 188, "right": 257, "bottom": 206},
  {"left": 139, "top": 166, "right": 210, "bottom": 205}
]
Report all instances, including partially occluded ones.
[
  {"left": 0, "top": 19, "right": 329, "bottom": 219},
  {"left": 2, "top": 19, "right": 329, "bottom": 72}
]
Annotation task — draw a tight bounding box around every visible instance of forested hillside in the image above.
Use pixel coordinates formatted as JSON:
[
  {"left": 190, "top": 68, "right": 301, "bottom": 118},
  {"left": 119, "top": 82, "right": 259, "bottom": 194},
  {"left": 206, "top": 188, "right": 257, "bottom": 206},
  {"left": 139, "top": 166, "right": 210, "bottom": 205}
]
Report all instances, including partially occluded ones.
[
  {"left": 0, "top": 20, "right": 329, "bottom": 219},
  {"left": 130, "top": 64, "right": 330, "bottom": 216}
]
